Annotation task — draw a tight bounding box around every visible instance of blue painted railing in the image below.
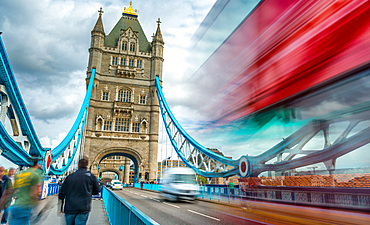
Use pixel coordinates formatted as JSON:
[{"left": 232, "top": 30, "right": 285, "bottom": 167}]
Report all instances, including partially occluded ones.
[
  {"left": 102, "top": 187, "right": 159, "bottom": 225},
  {"left": 47, "top": 183, "right": 60, "bottom": 196}
]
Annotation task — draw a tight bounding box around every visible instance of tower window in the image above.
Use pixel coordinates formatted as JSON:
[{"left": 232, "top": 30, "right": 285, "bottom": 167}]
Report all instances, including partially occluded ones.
[
  {"left": 139, "top": 95, "right": 146, "bottom": 104},
  {"left": 112, "top": 57, "right": 118, "bottom": 65},
  {"left": 137, "top": 60, "right": 142, "bottom": 68},
  {"left": 118, "top": 89, "right": 131, "bottom": 103},
  {"left": 132, "top": 122, "right": 140, "bottom": 132},
  {"left": 103, "top": 121, "right": 112, "bottom": 131},
  {"left": 102, "top": 92, "right": 109, "bottom": 101},
  {"left": 122, "top": 42, "right": 127, "bottom": 51},
  {"left": 129, "top": 59, "right": 134, "bottom": 67},
  {"left": 115, "top": 118, "right": 130, "bottom": 132},
  {"left": 130, "top": 43, "right": 135, "bottom": 52}
]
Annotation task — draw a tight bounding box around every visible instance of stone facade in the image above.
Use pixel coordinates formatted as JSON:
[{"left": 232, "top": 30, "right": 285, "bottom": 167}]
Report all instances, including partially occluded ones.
[{"left": 83, "top": 4, "right": 164, "bottom": 183}]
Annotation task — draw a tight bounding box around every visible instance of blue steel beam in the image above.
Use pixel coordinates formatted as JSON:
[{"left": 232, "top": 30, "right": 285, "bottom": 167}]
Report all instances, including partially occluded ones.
[
  {"left": 0, "top": 122, "right": 31, "bottom": 166},
  {"left": 156, "top": 76, "right": 239, "bottom": 177},
  {"left": 49, "top": 69, "right": 95, "bottom": 175},
  {"left": 0, "top": 36, "right": 44, "bottom": 156}
]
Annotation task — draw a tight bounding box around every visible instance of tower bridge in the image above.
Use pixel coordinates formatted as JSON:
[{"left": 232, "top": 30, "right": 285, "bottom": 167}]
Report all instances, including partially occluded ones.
[
  {"left": 0, "top": 0, "right": 369, "bottom": 223},
  {"left": 0, "top": 0, "right": 368, "bottom": 184}
]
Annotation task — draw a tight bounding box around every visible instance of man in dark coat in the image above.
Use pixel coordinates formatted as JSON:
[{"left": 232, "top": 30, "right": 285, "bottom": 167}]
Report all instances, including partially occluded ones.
[{"left": 58, "top": 158, "right": 100, "bottom": 225}]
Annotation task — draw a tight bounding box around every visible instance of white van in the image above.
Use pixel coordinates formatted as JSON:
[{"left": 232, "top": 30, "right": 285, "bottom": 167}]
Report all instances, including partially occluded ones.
[{"left": 160, "top": 167, "right": 199, "bottom": 201}]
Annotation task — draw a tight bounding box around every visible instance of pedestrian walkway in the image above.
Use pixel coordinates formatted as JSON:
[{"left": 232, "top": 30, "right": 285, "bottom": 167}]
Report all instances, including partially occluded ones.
[{"left": 37, "top": 195, "right": 109, "bottom": 225}]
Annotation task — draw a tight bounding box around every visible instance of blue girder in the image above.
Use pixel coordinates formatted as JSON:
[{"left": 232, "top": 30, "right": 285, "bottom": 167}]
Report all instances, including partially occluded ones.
[{"left": 156, "top": 76, "right": 239, "bottom": 177}]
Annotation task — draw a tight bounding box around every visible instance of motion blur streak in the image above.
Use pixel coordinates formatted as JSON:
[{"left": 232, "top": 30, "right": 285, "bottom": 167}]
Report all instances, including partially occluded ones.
[{"left": 191, "top": 0, "right": 370, "bottom": 126}]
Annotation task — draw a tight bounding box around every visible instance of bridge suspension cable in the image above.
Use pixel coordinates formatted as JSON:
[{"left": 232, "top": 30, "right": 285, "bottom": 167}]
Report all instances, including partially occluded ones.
[
  {"left": 156, "top": 75, "right": 370, "bottom": 178},
  {"left": 156, "top": 76, "right": 239, "bottom": 177},
  {"left": 0, "top": 35, "right": 95, "bottom": 174}
]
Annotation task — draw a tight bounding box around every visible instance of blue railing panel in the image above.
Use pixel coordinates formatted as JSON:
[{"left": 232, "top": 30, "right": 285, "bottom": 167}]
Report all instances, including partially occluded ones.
[{"left": 102, "top": 187, "right": 159, "bottom": 225}]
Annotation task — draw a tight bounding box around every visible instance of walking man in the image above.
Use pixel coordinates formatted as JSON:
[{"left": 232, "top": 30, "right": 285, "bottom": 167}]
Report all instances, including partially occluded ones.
[
  {"left": 8, "top": 158, "right": 42, "bottom": 225},
  {"left": 58, "top": 158, "right": 100, "bottom": 225}
]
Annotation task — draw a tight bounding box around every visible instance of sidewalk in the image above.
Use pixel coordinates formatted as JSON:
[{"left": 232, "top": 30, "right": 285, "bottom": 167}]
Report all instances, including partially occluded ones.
[{"left": 37, "top": 195, "right": 109, "bottom": 225}]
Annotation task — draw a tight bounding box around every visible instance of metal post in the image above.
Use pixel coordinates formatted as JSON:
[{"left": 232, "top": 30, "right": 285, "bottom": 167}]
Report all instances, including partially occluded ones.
[
  {"left": 228, "top": 188, "right": 231, "bottom": 203},
  {"left": 218, "top": 187, "right": 220, "bottom": 202}
]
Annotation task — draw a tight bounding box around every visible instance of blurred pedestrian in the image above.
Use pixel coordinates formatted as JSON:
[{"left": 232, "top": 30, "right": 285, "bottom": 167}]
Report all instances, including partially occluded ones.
[
  {"left": 0, "top": 167, "right": 15, "bottom": 224},
  {"left": 8, "top": 158, "right": 42, "bottom": 225},
  {"left": 58, "top": 158, "right": 99, "bottom": 225},
  {"left": 0, "top": 166, "right": 12, "bottom": 224}
]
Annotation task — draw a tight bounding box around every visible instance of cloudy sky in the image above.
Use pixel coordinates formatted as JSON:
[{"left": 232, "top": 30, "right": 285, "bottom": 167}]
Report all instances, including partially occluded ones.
[{"left": 0, "top": 0, "right": 216, "bottom": 168}]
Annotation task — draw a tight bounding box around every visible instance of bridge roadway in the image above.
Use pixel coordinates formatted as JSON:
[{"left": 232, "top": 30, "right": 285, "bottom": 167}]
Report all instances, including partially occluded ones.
[{"left": 115, "top": 187, "right": 370, "bottom": 225}]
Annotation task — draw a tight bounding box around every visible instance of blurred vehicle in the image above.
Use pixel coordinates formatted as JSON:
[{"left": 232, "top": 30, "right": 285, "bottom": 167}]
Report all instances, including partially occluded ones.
[
  {"left": 111, "top": 180, "right": 123, "bottom": 190},
  {"left": 160, "top": 167, "right": 199, "bottom": 201},
  {"left": 105, "top": 182, "right": 111, "bottom": 188}
]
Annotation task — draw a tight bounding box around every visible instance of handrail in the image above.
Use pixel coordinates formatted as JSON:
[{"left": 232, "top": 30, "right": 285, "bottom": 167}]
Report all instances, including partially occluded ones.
[{"left": 102, "top": 187, "right": 159, "bottom": 225}]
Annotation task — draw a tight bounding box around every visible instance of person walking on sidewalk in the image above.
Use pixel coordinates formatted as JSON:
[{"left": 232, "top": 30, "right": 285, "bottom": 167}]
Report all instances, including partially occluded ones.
[
  {"left": 0, "top": 166, "right": 12, "bottom": 225},
  {"left": 0, "top": 167, "right": 15, "bottom": 224},
  {"left": 7, "top": 158, "right": 42, "bottom": 225},
  {"left": 58, "top": 158, "right": 100, "bottom": 225}
]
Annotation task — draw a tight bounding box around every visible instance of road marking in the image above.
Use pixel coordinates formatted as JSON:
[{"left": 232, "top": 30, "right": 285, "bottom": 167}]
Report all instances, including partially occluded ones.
[
  {"left": 163, "top": 202, "right": 180, "bottom": 208},
  {"left": 150, "top": 198, "right": 160, "bottom": 202},
  {"left": 188, "top": 210, "right": 220, "bottom": 221},
  {"left": 134, "top": 192, "right": 140, "bottom": 195},
  {"left": 141, "top": 195, "right": 148, "bottom": 198}
]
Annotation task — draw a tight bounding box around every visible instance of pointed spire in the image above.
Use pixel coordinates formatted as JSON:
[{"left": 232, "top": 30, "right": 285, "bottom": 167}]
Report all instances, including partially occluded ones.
[
  {"left": 153, "top": 18, "right": 164, "bottom": 44},
  {"left": 92, "top": 7, "right": 105, "bottom": 34}
]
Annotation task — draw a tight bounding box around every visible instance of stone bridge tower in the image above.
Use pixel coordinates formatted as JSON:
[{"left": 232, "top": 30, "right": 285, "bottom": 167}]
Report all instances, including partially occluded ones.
[{"left": 83, "top": 2, "right": 164, "bottom": 183}]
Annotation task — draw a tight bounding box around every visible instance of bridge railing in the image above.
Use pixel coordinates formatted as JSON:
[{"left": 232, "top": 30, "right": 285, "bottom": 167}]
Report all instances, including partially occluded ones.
[
  {"left": 199, "top": 185, "right": 370, "bottom": 210},
  {"left": 132, "top": 183, "right": 370, "bottom": 210},
  {"left": 101, "top": 187, "right": 159, "bottom": 225}
]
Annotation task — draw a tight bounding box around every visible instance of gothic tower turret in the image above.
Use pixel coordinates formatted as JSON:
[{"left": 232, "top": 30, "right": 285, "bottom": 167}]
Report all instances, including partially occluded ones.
[
  {"left": 88, "top": 7, "right": 105, "bottom": 73},
  {"left": 151, "top": 18, "right": 164, "bottom": 81}
]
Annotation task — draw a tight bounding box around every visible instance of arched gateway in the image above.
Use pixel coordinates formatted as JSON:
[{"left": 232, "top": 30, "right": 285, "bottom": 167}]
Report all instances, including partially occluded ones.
[{"left": 83, "top": 3, "right": 164, "bottom": 183}]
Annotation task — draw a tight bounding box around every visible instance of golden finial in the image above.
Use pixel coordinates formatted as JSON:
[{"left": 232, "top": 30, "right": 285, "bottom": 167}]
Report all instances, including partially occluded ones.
[
  {"left": 98, "top": 7, "right": 104, "bottom": 16},
  {"left": 123, "top": 1, "right": 137, "bottom": 15}
]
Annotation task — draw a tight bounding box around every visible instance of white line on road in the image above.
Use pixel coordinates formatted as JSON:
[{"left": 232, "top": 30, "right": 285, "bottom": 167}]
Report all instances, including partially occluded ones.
[
  {"left": 188, "top": 210, "right": 220, "bottom": 221},
  {"left": 163, "top": 202, "right": 180, "bottom": 208},
  {"left": 150, "top": 198, "right": 161, "bottom": 202},
  {"left": 141, "top": 195, "right": 148, "bottom": 197},
  {"left": 134, "top": 192, "right": 140, "bottom": 195}
]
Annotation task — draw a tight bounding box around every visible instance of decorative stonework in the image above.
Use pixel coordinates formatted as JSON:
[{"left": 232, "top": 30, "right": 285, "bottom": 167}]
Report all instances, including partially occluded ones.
[{"left": 84, "top": 3, "right": 163, "bottom": 182}]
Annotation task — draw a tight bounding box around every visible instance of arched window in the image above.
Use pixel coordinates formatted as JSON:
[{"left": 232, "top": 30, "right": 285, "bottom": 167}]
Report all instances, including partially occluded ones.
[
  {"left": 130, "top": 43, "right": 135, "bottom": 52},
  {"left": 141, "top": 121, "right": 147, "bottom": 133},
  {"left": 97, "top": 118, "right": 103, "bottom": 131},
  {"left": 122, "top": 42, "right": 127, "bottom": 51},
  {"left": 118, "top": 89, "right": 131, "bottom": 103},
  {"left": 129, "top": 59, "right": 134, "bottom": 67}
]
